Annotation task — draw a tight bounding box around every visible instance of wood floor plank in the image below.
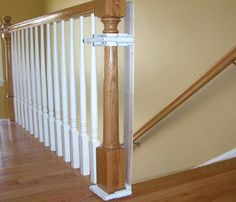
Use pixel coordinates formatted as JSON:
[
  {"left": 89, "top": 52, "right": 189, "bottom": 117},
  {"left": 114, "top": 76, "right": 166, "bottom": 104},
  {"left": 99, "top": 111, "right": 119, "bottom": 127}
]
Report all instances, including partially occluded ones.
[{"left": 0, "top": 122, "right": 236, "bottom": 201}]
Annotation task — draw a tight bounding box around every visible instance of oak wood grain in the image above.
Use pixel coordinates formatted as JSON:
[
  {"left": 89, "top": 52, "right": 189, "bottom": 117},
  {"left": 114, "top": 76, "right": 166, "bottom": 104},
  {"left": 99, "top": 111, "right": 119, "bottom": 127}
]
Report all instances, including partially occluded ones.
[
  {"left": 96, "top": 0, "right": 126, "bottom": 194},
  {"left": 0, "top": 121, "right": 103, "bottom": 202},
  {"left": 8, "top": 1, "right": 95, "bottom": 32}
]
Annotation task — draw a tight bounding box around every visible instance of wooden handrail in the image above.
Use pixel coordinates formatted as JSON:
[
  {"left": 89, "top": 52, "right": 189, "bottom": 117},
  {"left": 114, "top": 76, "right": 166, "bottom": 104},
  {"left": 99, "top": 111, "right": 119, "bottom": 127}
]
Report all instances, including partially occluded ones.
[
  {"left": 8, "top": 1, "right": 95, "bottom": 32},
  {"left": 134, "top": 46, "right": 236, "bottom": 142}
]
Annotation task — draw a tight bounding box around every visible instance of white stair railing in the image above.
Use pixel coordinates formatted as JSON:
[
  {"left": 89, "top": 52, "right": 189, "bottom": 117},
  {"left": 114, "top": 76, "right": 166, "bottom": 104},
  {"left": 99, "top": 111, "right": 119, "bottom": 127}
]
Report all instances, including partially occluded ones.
[
  {"left": 7, "top": 3, "right": 134, "bottom": 199},
  {"left": 61, "top": 20, "right": 71, "bottom": 163},
  {"left": 10, "top": 32, "right": 18, "bottom": 124},
  {"left": 79, "top": 16, "right": 90, "bottom": 176},
  {"left": 21, "top": 30, "right": 29, "bottom": 131},
  {"left": 25, "top": 29, "right": 34, "bottom": 135},
  {"left": 15, "top": 31, "right": 21, "bottom": 125},
  {"left": 12, "top": 32, "right": 19, "bottom": 124},
  {"left": 53, "top": 22, "right": 63, "bottom": 157},
  {"left": 46, "top": 23, "right": 56, "bottom": 152},
  {"left": 30, "top": 27, "right": 39, "bottom": 139},
  {"left": 40, "top": 25, "right": 49, "bottom": 147},
  {"left": 89, "top": 13, "right": 100, "bottom": 184},
  {"left": 69, "top": 18, "right": 80, "bottom": 169},
  {"left": 2, "top": 2, "right": 135, "bottom": 201},
  {"left": 35, "top": 26, "right": 44, "bottom": 143},
  {"left": 17, "top": 31, "right": 24, "bottom": 128}
]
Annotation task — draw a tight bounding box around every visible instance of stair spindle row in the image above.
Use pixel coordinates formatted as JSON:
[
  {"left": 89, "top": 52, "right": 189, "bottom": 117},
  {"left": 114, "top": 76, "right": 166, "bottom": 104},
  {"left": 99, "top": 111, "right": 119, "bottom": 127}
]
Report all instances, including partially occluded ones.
[{"left": 10, "top": 15, "right": 100, "bottom": 183}]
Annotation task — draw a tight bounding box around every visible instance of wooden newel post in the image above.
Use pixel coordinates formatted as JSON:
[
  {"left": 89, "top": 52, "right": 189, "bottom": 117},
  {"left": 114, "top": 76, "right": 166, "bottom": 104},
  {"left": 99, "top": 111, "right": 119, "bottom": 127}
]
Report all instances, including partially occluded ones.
[
  {"left": 1, "top": 16, "right": 14, "bottom": 121},
  {"left": 95, "top": 0, "right": 126, "bottom": 194}
]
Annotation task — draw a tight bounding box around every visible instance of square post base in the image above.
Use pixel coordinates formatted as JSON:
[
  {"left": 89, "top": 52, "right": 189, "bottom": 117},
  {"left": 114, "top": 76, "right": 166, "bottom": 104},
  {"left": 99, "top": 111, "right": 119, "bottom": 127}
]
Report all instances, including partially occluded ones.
[{"left": 97, "top": 146, "right": 125, "bottom": 193}]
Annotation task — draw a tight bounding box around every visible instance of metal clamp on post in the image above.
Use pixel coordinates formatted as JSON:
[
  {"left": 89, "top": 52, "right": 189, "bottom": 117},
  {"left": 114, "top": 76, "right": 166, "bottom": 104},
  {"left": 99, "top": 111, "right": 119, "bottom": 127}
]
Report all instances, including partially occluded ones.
[{"left": 84, "top": 33, "right": 134, "bottom": 47}]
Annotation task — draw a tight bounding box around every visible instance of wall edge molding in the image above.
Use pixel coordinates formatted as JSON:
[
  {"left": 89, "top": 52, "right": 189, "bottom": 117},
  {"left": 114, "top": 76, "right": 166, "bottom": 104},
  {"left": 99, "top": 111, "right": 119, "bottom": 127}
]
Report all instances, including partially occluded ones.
[{"left": 195, "top": 148, "right": 236, "bottom": 168}]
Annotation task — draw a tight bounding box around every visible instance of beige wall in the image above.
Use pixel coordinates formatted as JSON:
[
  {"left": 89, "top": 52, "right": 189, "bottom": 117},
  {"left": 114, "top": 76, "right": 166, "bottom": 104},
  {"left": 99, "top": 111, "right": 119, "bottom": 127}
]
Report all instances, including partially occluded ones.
[
  {"left": 0, "top": 0, "right": 43, "bottom": 118},
  {"left": 4, "top": 0, "right": 236, "bottom": 183},
  {"left": 133, "top": 0, "right": 236, "bottom": 182},
  {"left": 42, "top": 0, "right": 88, "bottom": 13}
]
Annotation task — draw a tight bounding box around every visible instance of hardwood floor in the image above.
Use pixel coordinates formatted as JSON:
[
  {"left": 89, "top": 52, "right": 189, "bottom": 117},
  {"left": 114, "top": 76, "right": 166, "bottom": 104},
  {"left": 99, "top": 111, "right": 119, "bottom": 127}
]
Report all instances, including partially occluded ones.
[
  {"left": 0, "top": 121, "right": 102, "bottom": 202},
  {"left": 126, "top": 157, "right": 236, "bottom": 202},
  {"left": 0, "top": 121, "right": 236, "bottom": 201}
]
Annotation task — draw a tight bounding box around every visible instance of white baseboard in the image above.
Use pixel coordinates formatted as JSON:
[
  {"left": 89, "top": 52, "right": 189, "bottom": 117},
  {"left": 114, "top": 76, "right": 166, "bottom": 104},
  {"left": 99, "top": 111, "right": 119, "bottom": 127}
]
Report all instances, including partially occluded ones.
[
  {"left": 0, "top": 79, "right": 5, "bottom": 86},
  {"left": 0, "top": 119, "right": 10, "bottom": 124},
  {"left": 195, "top": 148, "right": 236, "bottom": 168}
]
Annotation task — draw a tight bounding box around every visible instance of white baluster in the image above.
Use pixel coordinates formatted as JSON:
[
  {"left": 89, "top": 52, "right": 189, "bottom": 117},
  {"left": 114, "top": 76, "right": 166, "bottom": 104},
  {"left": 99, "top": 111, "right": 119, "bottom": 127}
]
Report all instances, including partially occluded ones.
[
  {"left": 40, "top": 25, "right": 49, "bottom": 147},
  {"left": 14, "top": 31, "right": 20, "bottom": 124},
  {"left": 17, "top": 31, "right": 24, "bottom": 127},
  {"left": 25, "top": 29, "right": 34, "bottom": 135},
  {"left": 61, "top": 20, "right": 71, "bottom": 162},
  {"left": 69, "top": 18, "right": 80, "bottom": 168},
  {"left": 30, "top": 27, "right": 38, "bottom": 138},
  {"left": 46, "top": 24, "right": 56, "bottom": 151},
  {"left": 35, "top": 26, "right": 44, "bottom": 142},
  {"left": 21, "top": 29, "right": 29, "bottom": 131},
  {"left": 15, "top": 31, "right": 21, "bottom": 125},
  {"left": 11, "top": 32, "right": 18, "bottom": 123},
  {"left": 79, "top": 16, "right": 90, "bottom": 176},
  {"left": 89, "top": 13, "right": 100, "bottom": 183},
  {"left": 53, "top": 22, "right": 63, "bottom": 157}
]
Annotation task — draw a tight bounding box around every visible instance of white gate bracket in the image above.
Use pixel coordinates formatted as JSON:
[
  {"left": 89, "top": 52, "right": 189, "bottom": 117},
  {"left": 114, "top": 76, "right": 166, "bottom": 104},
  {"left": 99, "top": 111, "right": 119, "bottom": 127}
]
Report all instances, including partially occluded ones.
[
  {"left": 84, "top": 33, "right": 134, "bottom": 47},
  {"left": 89, "top": 184, "right": 132, "bottom": 201}
]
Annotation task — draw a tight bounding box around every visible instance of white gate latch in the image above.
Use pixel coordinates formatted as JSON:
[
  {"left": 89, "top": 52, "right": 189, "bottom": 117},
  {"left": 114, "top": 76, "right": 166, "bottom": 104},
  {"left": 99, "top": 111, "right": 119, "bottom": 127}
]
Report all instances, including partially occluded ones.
[{"left": 84, "top": 33, "right": 134, "bottom": 47}]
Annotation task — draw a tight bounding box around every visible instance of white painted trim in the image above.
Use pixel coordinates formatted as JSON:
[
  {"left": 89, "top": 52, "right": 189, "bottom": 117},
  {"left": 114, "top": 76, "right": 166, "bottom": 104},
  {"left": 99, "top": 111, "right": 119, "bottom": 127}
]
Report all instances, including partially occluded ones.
[
  {"left": 89, "top": 13, "right": 100, "bottom": 184},
  {"left": 11, "top": 32, "right": 18, "bottom": 124},
  {"left": 195, "top": 148, "right": 236, "bottom": 168},
  {"left": 61, "top": 20, "right": 71, "bottom": 163},
  {"left": 89, "top": 184, "right": 132, "bottom": 201},
  {"left": 40, "top": 25, "right": 50, "bottom": 147},
  {"left": 0, "top": 79, "right": 5, "bottom": 86},
  {"left": 46, "top": 23, "right": 56, "bottom": 152},
  {"left": 21, "top": 29, "right": 29, "bottom": 130},
  {"left": 35, "top": 26, "right": 44, "bottom": 143},
  {"left": 30, "top": 27, "right": 38, "bottom": 139},
  {"left": 79, "top": 16, "right": 90, "bottom": 176},
  {"left": 25, "top": 29, "right": 34, "bottom": 135},
  {"left": 53, "top": 22, "right": 63, "bottom": 157},
  {"left": 124, "top": 0, "right": 135, "bottom": 186},
  {"left": 0, "top": 119, "right": 10, "bottom": 124},
  {"left": 69, "top": 18, "right": 80, "bottom": 169},
  {"left": 0, "top": 41, "right": 4, "bottom": 87}
]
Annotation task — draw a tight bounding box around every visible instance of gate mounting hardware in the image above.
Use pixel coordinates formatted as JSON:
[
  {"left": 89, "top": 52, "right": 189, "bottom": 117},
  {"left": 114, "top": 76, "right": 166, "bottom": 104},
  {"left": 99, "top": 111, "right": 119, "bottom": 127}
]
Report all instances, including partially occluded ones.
[{"left": 84, "top": 33, "right": 134, "bottom": 47}]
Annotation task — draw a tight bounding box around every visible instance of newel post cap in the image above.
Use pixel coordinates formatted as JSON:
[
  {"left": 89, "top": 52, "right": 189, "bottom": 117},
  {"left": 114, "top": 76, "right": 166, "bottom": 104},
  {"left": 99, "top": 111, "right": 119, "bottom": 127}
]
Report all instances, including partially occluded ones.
[
  {"left": 95, "top": 0, "right": 126, "bottom": 18},
  {"left": 2, "top": 16, "right": 12, "bottom": 25},
  {"left": 1, "top": 16, "right": 12, "bottom": 39}
]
